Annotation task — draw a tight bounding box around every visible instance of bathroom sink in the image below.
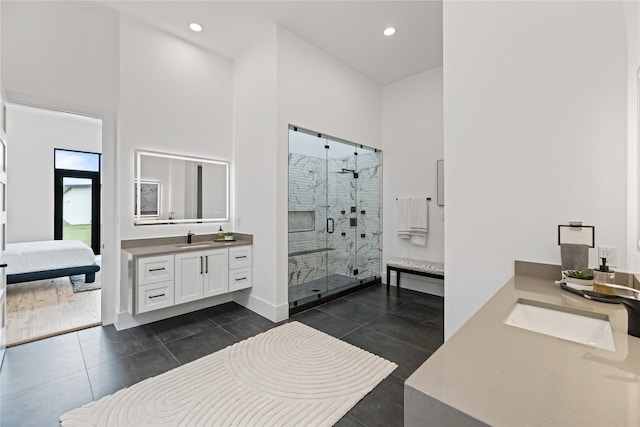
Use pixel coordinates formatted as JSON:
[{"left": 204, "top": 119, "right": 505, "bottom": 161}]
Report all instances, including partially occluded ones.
[
  {"left": 175, "top": 243, "right": 215, "bottom": 249},
  {"left": 504, "top": 299, "right": 616, "bottom": 351}
]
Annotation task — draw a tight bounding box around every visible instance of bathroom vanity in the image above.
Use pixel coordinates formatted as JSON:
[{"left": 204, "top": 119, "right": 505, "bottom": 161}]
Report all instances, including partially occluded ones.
[
  {"left": 121, "top": 233, "right": 252, "bottom": 316},
  {"left": 405, "top": 261, "right": 640, "bottom": 426}
]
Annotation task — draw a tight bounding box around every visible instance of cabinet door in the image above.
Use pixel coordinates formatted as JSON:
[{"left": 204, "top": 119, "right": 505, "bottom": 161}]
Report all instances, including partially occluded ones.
[
  {"left": 203, "top": 248, "right": 229, "bottom": 297},
  {"left": 175, "top": 251, "right": 204, "bottom": 304}
]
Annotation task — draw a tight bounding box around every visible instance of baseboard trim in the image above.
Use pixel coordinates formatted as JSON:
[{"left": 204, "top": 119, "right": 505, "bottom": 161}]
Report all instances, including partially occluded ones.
[{"left": 232, "top": 291, "right": 289, "bottom": 323}]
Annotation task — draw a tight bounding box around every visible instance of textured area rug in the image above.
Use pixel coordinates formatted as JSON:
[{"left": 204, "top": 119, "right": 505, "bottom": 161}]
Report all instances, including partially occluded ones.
[
  {"left": 69, "top": 275, "right": 101, "bottom": 292},
  {"left": 60, "top": 321, "right": 397, "bottom": 426}
]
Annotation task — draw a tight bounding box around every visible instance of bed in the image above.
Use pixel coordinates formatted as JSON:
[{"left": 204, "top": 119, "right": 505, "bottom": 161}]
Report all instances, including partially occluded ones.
[{"left": 2, "top": 240, "right": 100, "bottom": 285}]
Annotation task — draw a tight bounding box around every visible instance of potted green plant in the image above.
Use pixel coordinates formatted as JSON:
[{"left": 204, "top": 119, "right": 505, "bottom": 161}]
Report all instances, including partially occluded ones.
[
  {"left": 224, "top": 231, "right": 234, "bottom": 241},
  {"left": 564, "top": 270, "right": 593, "bottom": 286}
]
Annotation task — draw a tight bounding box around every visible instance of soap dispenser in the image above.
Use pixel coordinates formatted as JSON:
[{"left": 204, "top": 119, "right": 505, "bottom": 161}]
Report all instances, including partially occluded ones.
[
  {"left": 593, "top": 257, "right": 615, "bottom": 294},
  {"left": 217, "top": 226, "right": 224, "bottom": 241}
]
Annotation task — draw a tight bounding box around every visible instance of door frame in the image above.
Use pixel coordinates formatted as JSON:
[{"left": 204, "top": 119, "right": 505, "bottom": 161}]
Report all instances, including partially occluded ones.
[{"left": 54, "top": 168, "right": 101, "bottom": 254}]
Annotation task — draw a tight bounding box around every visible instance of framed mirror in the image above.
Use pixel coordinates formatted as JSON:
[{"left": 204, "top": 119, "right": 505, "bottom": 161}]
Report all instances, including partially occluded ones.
[{"left": 135, "top": 150, "right": 229, "bottom": 225}]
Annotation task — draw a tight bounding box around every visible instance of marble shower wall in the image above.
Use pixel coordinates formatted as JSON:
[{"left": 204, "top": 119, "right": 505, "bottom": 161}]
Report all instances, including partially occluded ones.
[
  {"left": 288, "top": 153, "right": 334, "bottom": 285},
  {"left": 288, "top": 149, "right": 382, "bottom": 287},
  {"left": 327, "top": 151, "right": 381, "bottom": 281}
]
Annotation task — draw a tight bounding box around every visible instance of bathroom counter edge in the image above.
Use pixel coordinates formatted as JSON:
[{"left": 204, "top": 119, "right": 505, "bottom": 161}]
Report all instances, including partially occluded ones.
[{"left": 405, "top": 260, "right": 640, "bottom": 426}]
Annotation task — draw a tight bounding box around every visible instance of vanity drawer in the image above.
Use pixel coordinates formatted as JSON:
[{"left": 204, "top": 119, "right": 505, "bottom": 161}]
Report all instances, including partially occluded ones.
[
  {"left": 229, "top": 246, "right": 252, "bottom": 269},
  {"left": 138, "top": 255, "right": 174, "bottom": 285},
  {"left": 229, "top": 267, "right": 252, "bottom": 291},
  {"left": 137, "top": 281, "right": 175, "bottom": 314}
]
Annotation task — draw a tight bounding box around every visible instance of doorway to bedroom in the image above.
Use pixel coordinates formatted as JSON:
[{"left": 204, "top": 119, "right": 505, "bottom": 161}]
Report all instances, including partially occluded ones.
[{"left": 4, "top": 104, "right": 103, "bottom": 346}]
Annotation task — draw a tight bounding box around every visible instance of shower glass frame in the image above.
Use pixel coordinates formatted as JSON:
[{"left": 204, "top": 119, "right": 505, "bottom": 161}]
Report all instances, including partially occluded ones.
[{"left": 287, "top": 125, "right": 382, "bottom": 310}]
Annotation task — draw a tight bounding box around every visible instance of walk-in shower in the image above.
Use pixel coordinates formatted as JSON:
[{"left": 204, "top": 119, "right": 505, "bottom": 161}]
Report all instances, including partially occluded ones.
[{"left": 288, "top": 125, "right": 382, "bottom": 311}]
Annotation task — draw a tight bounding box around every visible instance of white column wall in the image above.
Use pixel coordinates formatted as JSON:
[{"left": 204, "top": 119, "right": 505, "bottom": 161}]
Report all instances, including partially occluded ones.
[
  {"left": 444, "top": 1, "right": 628, "bottom": 339},
  {"left": 232, "top": 26, "right": 282, "bottom": 320},
  {"left": 382, "top": 67, "right": 444, "bottom": 294}
]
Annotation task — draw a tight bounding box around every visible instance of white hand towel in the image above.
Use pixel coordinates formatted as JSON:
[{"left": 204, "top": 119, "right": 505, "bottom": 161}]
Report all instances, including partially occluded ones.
[
  {"left": 409, "top": 198, "right": 428, "bottom": 246},
  {"left": 397, "top": 198, "right": 411, "bottom": 239}
]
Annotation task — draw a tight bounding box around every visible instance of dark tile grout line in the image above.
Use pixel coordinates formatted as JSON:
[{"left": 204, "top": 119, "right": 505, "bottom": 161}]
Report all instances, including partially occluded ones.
[
  {"left": 75, "top": 332, "right": 97, "bottom": 402},
  {"left": 1, "top": 288, "right": 438, "bottom": 403}
]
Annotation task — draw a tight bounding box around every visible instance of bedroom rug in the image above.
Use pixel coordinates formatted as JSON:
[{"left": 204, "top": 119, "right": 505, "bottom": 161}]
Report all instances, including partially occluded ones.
[
  {"left": 6, "top": 277, "right": 101, "bottom": 346},
  {"left": 69, "top": 274, "right": 101, "bottom": 293},
  {"left": 60, "top": 321, "right": 397, "bottom": 427},
  {"left": 70, "top": 255, "right": 102, "bottom": 293}
]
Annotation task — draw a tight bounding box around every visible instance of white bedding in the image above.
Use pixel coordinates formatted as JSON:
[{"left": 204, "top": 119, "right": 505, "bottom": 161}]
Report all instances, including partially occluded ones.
[{"left": 2, "top": 240, "right": 96, "bottom": 275}]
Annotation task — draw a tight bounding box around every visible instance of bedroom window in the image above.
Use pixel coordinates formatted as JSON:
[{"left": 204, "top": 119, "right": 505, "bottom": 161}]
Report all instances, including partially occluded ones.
[{"left": 54, "top": 149, "right": 102, "bottom": 254}]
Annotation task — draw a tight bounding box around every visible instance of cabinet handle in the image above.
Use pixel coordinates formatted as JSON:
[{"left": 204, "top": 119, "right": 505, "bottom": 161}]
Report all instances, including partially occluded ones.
[
  {"left": 205, "top": 256, "right": 208, "bottom": 274},
  {"left": 149, "top": 293, "right": 165, "bottom": 299},
  {"left": 235, "top": 277, "right": 247, "bottom": 281},
  {"left": 200, "top": 256, "right": 203, "bottom": 274},
  {"left": 235, "top": 255, "right": 247, "bottom": 259},
  {"left": 149, "top": 267, "right": 165, "bottom": 272},
  {"left": 0, "top": 263, "right": 7, "bottom": 268}
]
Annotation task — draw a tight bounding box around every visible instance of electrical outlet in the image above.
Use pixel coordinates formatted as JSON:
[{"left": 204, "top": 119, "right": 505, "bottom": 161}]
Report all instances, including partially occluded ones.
[{"left": 598, "top": 246, "right": 617, "bottom": 268}]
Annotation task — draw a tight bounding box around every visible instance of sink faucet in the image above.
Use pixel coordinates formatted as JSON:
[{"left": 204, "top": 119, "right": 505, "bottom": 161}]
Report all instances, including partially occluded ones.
[
  {"left": 583, "top": 290, "right": 640, "bottom": 338},
  {"left": 187, "top": 230, "right": 195, "bottom": 244}
]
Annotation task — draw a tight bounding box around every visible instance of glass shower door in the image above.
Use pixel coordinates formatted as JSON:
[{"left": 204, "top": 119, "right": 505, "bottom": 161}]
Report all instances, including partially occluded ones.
[
  {"left": 288, "top": 125, "right": 382, "bottom": 311},
  {"left": 326, "top": 140, "right": 357, "bottom": 293},
  {"left": 287, "top": 129, "right": 330, "bottom": 305},
  {"left": 354, "top": 144, "right": 381, "bottom": 282}
]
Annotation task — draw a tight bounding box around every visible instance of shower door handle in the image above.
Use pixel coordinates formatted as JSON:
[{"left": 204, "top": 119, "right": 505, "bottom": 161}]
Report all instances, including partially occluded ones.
[{"left": 327, "top": 218, "right": 335, "bottom": 234}]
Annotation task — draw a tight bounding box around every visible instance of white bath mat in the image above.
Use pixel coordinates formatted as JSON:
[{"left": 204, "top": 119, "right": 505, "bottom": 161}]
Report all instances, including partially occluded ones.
[{"left": 60, "top": 321, "right": 397, "bottom": 426}]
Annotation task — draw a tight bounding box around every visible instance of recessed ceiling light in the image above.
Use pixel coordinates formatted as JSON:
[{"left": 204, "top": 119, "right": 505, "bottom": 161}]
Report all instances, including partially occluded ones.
[
  {"left": 189, "top": 22, "right": 203, "bottom": 32},
  {"left": 383, "top": 27, "right": 396, "bottom": 36}
]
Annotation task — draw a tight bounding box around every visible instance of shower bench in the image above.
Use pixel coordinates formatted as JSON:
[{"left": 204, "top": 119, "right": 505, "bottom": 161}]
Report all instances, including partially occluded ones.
[{"left": 386, "top": 257, "right": 444, "bottom": 290}]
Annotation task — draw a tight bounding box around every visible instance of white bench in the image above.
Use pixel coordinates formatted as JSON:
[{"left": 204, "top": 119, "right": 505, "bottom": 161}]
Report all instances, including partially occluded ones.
[{"left": 386, "top": 257, "right": 444, "bottom": 290}]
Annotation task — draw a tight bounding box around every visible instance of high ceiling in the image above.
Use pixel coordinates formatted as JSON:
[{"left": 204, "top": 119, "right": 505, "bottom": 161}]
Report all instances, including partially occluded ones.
[{"left": 101, "top": 1, "right": 443, "bottom": 86}]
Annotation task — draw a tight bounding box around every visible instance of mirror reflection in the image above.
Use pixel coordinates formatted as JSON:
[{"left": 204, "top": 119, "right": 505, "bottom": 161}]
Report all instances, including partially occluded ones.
[{"left": 135, "top": 150, "right": 229, "bottom": 225}]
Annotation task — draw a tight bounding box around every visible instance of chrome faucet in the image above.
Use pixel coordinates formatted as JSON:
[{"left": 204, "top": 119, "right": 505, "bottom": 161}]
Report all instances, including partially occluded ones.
[
  {"left": 583, "top": 290, "right": 640, "bottom": 338},
  {"left": 187, "top": 230, "right": 195, "bottom": 244}
]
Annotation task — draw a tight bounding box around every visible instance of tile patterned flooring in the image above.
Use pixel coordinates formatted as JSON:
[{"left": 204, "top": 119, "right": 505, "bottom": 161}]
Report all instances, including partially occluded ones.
[{"left": 0, "top": 284, "right": 444, "bottom": 427}]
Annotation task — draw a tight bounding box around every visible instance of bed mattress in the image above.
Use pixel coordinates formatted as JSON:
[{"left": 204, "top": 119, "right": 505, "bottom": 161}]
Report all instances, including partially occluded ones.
[{"left": 2, "top": 240, "right": 96, "bottom": 275}]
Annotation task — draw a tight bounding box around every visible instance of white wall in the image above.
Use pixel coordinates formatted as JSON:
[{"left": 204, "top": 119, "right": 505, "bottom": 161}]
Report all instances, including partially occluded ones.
[
  {"left": 6, "top": 104, "right": 102, "bottom": 243},
  {"left": 233, "top": 26, "right": 382, "bottom": 321},
  {"left": 382, "top": 67, "right": 444, "bottom": 294},
  {"left": 119, "top": 16, "right": 234, "bottom": 242},
  {"left": 1, "top": 1, "right": 119, "bottom": 325},
  {"left": 624, "top": 1, "right": 640, "bottom": 274},
  {"left": 1, "top": 1, "right": 118, "bottom": 113},
  {"left": 277, "top": 27, "right": 382, "bottom": 311},
  {"left": 444, "top": 1, "right": 629, "bottom": 339},
  {"left": 115, "top": 16, "right": 234, "bottom": 325},
  {"left": 233, "top": 26, "right": 280, "bottom": 319}
]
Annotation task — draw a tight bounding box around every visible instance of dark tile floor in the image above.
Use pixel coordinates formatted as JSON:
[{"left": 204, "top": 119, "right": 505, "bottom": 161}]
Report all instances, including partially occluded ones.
[
  {"left": 0, "top": 284, "right": 443, "bottom": 427},
  {"left": 288, "top": 273, "right": 366, "bottom": 307}
]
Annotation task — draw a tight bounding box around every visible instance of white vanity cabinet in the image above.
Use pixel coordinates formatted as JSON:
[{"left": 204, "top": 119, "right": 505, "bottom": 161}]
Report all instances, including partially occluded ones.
[
  {"left": 129, "top": 243, "right": 251, "bottom": 316},
  {"left": 137, "top": 254, "right": 175, "bottom": 314},
  {"left": 229, "top": 246, "right": 252, "bottom": 291},
  {"left": 175, "top": 248, "right": 229, "bottom": 304}
]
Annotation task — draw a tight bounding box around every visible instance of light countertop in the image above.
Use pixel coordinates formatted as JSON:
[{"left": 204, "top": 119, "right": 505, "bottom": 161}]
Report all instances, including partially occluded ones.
[
  {"left": 405, "top": 262, "right": 640, "bottom": 426},
  {"left": 121, "top": 233, "right": 252, "bottom": 257}
]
